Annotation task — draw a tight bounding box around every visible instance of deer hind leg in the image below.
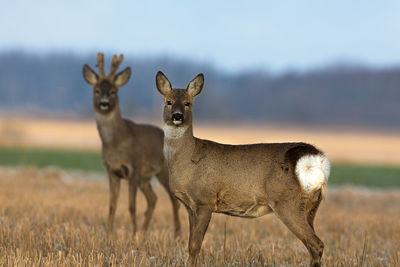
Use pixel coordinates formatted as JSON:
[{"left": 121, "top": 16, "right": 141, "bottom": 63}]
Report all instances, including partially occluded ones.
[
  {"left": 273, "top": 202, "right": 324, "bottom": 267},
  {"left": 307, "top": 189, "right": 323, "bottom": 230},
  {"left": 187, "top": 206, "right": 212, "bottom": 267},
  {"left": 157, "top": 169, "right": 181, "bottom": 237},
  {"left": 107, "top": 171, "right": 121, "bottom": 234},
  {"left": 138, "top": 180, "right": 157, "bottom": 232}
]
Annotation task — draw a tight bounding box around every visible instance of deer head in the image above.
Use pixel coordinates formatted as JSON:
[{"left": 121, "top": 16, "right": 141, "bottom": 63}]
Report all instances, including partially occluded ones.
[
  {"left": 156, "top": 71, "right": 204, "bottom": 128},
  {"left": 82, "top": 53, "right": 131, "bottom": 115}
]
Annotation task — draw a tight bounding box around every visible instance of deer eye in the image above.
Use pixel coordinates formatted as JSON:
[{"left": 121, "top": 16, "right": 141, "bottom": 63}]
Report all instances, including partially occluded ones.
[
  {"left": 95, "top": 90, "right": 100, "bottom": 95},
  {"left": 167, "top": 100, "right": 172, "bottom": 106},
  {"left": 185, "top": 102, "right": 191, "bottom": 107},
  {"left": 110, "top": 90, "right": 116, "bottom": 95}
]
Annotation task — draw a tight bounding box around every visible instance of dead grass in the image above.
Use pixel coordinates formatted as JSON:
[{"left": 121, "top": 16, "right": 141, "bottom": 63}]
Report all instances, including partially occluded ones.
[{"left": 0, "top": 168, "right": 399, "bottom": 266}]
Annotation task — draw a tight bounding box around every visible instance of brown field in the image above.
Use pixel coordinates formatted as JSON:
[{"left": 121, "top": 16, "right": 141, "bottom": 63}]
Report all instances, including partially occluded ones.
[
  {"left": 1, "top": 116, "right": 400, "bottom": 165},
  {"left": 0, "top": 167, "right": 399, "bottom": 266}
]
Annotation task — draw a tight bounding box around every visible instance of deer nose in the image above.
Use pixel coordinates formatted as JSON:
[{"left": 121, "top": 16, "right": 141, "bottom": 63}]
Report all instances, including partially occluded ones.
[{"left": 172, "top": 113, "right": 184, "bottom": 121}]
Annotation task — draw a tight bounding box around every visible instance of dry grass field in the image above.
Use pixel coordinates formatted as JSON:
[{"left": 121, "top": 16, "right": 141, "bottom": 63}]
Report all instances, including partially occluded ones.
[{"left": 0, "top": 167, "right": 399, "bottom": 266}]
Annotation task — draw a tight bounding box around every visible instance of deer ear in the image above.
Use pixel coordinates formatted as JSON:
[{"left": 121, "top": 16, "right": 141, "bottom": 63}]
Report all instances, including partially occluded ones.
[
  {"left": 114, "top": 67, "right": 131, "bottom": 87},
  {"left": 82, "top": 64, "right": 99, "bottom": 85},
  {"left": 156, "top": 71, "right": 172, "bottom": 96},
  {"left": 187, "top": 73, "right": 204, "bottom": 97}
]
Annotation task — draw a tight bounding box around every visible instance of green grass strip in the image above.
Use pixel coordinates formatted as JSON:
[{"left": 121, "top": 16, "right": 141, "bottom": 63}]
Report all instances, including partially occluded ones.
[
  {"left": 0, "top": 146, "right": 103, "bottom": 172},
  {"left": 329, "top": 163, "right": 400, "bottom": 188},
  {"left": 1, "top": 147, "right": 400, "bottom": 188}
]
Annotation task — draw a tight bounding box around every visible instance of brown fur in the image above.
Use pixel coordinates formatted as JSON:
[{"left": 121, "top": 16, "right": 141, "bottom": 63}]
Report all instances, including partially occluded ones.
[
  {"left": 156, "top": 71, "right": 327, "bottom": 266},
  {"left": 82, "top": 54, "right": 181, "bottom": 237}
]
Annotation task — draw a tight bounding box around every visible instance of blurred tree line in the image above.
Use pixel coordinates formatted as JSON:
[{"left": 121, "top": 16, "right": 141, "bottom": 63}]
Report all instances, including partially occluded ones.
[{"left": 0, "top": 52, "right": 399, "bottom": 129}]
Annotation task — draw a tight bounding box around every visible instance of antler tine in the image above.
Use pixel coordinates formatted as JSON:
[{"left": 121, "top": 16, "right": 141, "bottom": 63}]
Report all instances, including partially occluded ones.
[
  {"left": 96, "top": 52, "right": 106, "bottom": 78},
  {"left": 108, "top": 54, "right": 124, "bottom": 79}
]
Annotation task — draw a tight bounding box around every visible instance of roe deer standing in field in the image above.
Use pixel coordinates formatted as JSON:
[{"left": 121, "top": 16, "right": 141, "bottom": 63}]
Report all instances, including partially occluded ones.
[
  {"left": 156, "top": 71, "right": 330, "bottom": 267},
  {"left": 82, "top": 53, "right": 181, "bottom": 237}
]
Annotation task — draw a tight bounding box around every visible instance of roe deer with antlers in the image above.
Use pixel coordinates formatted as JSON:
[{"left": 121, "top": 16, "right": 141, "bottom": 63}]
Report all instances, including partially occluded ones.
[
  {"left": 156, "top": 71, "right": 330, "bottom": 267},
  {"left": 82, "top": 53, "right": 181, "bottom": 237}
]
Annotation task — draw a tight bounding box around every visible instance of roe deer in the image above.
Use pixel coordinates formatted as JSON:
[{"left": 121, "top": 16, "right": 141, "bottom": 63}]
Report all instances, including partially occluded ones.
[
  {"left": 155, "top": 71, "right": 330, "bottom": 267},
  {"left": 82, "top": 53, "right": 181, "bottom": 237}
]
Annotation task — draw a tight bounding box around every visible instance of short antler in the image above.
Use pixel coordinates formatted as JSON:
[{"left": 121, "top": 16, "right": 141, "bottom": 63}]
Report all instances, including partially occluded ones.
[
  {"left": 92, "top": 52, "right": 125, "bottom": 81},
  {"left": 96, "top": 53, "right": 106, "bottom": 78},
  {"left": 107, "top": 54, "right": 124, "bottom": 80}
]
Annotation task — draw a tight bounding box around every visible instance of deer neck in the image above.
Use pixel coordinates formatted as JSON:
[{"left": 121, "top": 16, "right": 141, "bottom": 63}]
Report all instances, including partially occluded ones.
[
  {"left": 163, "top": 124, "right": 195, "bottom": 161},
  {"left": 95, "top": 107, "right": 129, "bottom": 144}
]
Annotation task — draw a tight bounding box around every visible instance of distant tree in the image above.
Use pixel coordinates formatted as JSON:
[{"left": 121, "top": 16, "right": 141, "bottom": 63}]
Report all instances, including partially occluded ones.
[{"left": 0, "top": 51, "right": 399, "bottom": 129}]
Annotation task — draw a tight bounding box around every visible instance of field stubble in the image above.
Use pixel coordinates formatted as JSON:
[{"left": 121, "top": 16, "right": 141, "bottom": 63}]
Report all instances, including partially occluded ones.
[{"left": 0, "top": 167, "right": 399, "bottom": 266}]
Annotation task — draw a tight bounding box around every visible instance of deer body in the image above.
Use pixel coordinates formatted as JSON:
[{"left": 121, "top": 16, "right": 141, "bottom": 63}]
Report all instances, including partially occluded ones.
[
  {"left": 156, "top": 72, "right": 329, "bottom": 267},
  {"left": 165, "top": 132, "right": 301, "bottom": 218},
  {"left": 82, "top": 54, "right": 181, "bottom": 236},
  {"left": 97, "top": 111, "right": 164, "bottom": 179}
]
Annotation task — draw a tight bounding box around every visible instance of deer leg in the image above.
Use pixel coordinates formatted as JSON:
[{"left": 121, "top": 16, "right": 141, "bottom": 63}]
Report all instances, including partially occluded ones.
[
  {"left": 307, "top": 198, "right": 322, "bottom": 231},
  {"left": 128, "top": 178, "right": 138, "bottom": 235},
  {"left": 187, "top": 206, "right": 212, "bottom": 267},
  {"left": 157, "top": 169, "right": 181, "bottom": 238},
  {"left": 307, "top": 190, "right": 323, "bottom": 230},
  {"left": 107, "top": 172, "right": 121, "bottom": 234},
  {"left": 138, "top": 180, "right": 157, "bottom": 232},
  {"left": 169, "top": 193, "right": 181, "bottom": 238},
  {"left": 273, "top": 203, "right": 324, "bottom": 267}
]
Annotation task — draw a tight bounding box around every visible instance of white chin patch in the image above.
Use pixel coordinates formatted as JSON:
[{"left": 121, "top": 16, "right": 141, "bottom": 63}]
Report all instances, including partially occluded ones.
[
  {"left": 164, "top": 124, "right": 188, "bottom": 139},
  {"left": 173, "top": 120, "right": 183, "bottom": 125},
  {"left": 100, "top": 106, "right": 109, "bottom": 111},
  {"left": 295, "top": 154, "right": 330, "bottom": 193}
]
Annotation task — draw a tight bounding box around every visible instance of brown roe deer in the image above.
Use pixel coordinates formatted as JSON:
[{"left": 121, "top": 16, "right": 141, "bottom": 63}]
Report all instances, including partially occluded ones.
[
  {"left": 155, "top": 71, "right": 330, "bottom": 267},
  {"left": 82, "top": 54, "right": 181, "bottom": 237}
]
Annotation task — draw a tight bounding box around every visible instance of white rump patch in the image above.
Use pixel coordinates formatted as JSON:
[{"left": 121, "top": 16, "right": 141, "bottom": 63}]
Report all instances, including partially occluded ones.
[
  {"left": 295, "top": 154, "right": 330, "bottom": 193},
  {"left": 164, "top": 124, "right": 188, "bottom": 139}
]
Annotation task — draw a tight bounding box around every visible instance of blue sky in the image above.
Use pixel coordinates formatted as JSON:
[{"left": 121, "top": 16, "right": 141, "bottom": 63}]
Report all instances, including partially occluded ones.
[{"left": 1, "top": 0, "right": 400, "bottom": 72}]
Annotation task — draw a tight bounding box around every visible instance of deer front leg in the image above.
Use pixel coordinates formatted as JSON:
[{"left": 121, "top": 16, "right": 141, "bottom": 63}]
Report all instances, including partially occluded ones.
[
  {"left": 169, "top": 193, "right": 181, "bottom": 238},
  {"left": 128, "top": 177, "right": 138, "bottom": 235},
  {"left": 138, "top": 180, "right": 157, "bottom": 232},
  {"left": 107, "top": 171, "right": 121, "bottom": 234},
  {"left": 156, "top": 169, "right": 182, "bottom": 238},
  {"left": 187, "top": 206, "right": 212, "bottom": 267}
]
